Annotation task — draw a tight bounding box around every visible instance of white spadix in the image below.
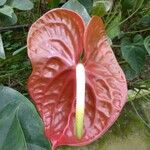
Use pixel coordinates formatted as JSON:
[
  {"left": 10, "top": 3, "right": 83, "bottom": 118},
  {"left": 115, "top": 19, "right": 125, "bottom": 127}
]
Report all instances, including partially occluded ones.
[{"left": 75, "top": 63, "right": 86, "bottom": 139}]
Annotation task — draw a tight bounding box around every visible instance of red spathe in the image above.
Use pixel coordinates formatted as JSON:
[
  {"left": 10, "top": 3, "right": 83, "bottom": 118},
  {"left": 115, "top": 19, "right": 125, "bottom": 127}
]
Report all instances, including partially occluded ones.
[{"left": 27, "top": 8, "right": 127, "bottom": 150}]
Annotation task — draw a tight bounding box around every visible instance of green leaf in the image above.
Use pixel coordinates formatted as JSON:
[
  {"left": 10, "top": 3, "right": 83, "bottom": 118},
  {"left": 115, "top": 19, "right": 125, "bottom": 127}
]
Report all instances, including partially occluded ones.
[
  {"left": 0, "top": 0, "right": 7, "bottom": 6},
  {"left": 0, "top": 34, "right": 6, "bottom": 59},
  {"left": 7, "top": 0, "right": 34, "bottom": 10},
  {"left": 0, "top": 5, "right": 14, "bottom": 18},
  {"left": 121, "top": 63, "right": 138, "bottom": 80},
  {"left": 62, "top": 0, "right": 91, "bottom": 24},
  {"left": 78, "top": 0, "right": 93, "bottom": 13},
  {"left": 0, "top": 12, "right": 17, "bottom": 26},
  {"left": 122, "top": 46, "right": 145, "bottom": 73},
  {"left": 106, "top": 12, "right": 121, "bottom": 40},
  {"left": 139, "top": 16, "right": 150, "bottom": 27},
  {"left": 121, "top": 36, "right": 146, "bottom": 73},
  {"left": 92, "top": 0, "right": 113, "bottom": 16},
  {"left": 144, "top": 36, "right": 150, "bottom": 55},
  {"left": 13, "top": 45, "right": 27, "bottom": 56},
  {"left": 0, "top": 86, "right": 51, "bottom": 150},
  {"left": 48, "top": 0, "right": 61, "bottom": 8}
]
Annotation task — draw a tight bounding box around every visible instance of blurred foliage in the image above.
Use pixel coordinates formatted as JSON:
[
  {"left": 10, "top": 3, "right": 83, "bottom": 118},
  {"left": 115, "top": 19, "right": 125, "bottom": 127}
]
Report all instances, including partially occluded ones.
[
  {"left": 92, "top": 0, "right": 113, "bottom": 16},
  {"left": 0, "top": 0, "right": 33, "bottom": 26}
]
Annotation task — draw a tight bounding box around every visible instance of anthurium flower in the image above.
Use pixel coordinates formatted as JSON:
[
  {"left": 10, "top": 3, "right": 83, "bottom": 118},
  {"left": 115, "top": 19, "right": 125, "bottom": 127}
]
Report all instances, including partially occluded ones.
[{"left": 27, "top": 8, "right": 127, "bottom": 150}]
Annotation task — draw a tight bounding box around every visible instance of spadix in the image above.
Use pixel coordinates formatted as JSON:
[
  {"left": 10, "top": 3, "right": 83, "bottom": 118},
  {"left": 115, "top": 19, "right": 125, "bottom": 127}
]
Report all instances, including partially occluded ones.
[{"left": 75, "top": 63, "right": 86, "bottom": 139}]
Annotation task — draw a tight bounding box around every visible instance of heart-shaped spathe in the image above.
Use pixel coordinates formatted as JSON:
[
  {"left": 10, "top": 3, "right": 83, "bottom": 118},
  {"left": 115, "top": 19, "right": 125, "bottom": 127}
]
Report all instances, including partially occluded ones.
[{"left": 27, "top": 8, "right": 127, "bottom": 150}]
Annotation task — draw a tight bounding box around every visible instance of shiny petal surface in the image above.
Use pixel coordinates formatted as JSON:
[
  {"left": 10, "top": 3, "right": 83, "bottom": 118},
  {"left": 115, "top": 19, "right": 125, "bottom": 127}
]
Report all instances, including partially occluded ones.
[
  {"left": 28, "top": 8, "right": 85, "bottom": 66},
  {"left": 80, "top": 16, "right": 128, "bottom": 145},
  {"left": 27, "top": 8, "right": 85, "bottom": 149}
]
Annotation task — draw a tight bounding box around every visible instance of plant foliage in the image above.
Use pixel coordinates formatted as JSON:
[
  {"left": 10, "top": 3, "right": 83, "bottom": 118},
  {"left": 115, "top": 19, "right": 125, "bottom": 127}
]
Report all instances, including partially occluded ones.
[
  {"left": 0, "top": 86, "right": 51, "bottom": 150},
  {"left": 0, "top": 0, "right": 33, "bottom": 26}
]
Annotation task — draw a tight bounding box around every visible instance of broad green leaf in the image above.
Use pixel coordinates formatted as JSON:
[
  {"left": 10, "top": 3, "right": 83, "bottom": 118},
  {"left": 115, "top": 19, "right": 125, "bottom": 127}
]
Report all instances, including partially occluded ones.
[
  {"left": 58, "top": 100, "right": 150, "bottom": 150},
  {"left": 78, "top": 0, "right": 93, "bottom": 13},
  {"left": 106, "top": 12, "right": 121, "bottom": 40},
  {"left": 0, "top": 34, "right": 6, "bottom": 59},
  {"left": 121, "top": 46, "right": 145, "bottom": 73},
  {"left": 0, "top": 0, "right": 7, "bottom": 6},
  {"left": 121, "top": 63, "right": 138, "bottom": 80},
  {"left": 144, "top": 36, "right": 150, "bottom": 55},
  {"left": 121, "top": 36, "right": 146, "bottom": 73},
  {"left": 0, "top": 12, "right": 17, "bottom": 26},
  {"left": 0, "top": 5, "right": 14, "bottom": 18},
  {"left": 62, "top": 0, "right": 91, "bottom": 24},
  {"left": 0, "top": 86, "right": 51, "bottom": 150},
  {"left": 139, "top": 16, "right": 150, "bottom": 27},
  {"left": 7, "top": 0, "right": 34, "bottom": 10},
  {"left": 92, "top": 0, "right": 113, "bottom": 16}
]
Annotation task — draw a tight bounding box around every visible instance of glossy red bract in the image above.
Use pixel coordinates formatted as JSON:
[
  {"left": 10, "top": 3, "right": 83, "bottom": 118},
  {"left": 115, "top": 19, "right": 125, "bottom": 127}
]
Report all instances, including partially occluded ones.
[{"left": 27, "top": 8, "right": 127, "bottom": 150}]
